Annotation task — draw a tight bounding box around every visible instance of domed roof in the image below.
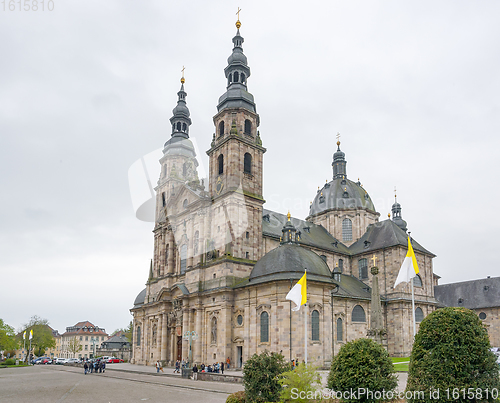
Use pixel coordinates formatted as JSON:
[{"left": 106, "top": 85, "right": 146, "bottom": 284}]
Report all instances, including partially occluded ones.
[
  {"left": 172, "top": 102, "right": 190, "bottom": 118},
  {"left": 249, "top": 243, "right": 335, "bottom": 285},
  {"left": 228, "top": 49, "right": 247, "bottom": 65},
  {"left": 309, "top": 177, "right": 376, "bottom": 217},
  {"left": 163, "top": 136, "right": 196, "bottom": 158},
  {"left": 133, "top": 288, "right": 146, "bottom": 308}
]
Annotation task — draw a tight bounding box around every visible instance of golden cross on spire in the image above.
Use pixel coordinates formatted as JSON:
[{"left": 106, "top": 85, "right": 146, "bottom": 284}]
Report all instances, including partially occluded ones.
[
  {"left": 336, "top": 132, "right": 341, "bottom": 146},
  {"left": 371, "top": 254, "right": 377, "bottom": 267},
  {"left": 394, "top": 186, "right": 397, "bottom": 200},
  {"left": 236, "top": 7, "right": 242, "bottom": 28},
  {"left": 287, "top": 211, "right": 291, "bottom": 221},
  {"left": 180, "top": 66, "right": 186, "bottom": 84}
]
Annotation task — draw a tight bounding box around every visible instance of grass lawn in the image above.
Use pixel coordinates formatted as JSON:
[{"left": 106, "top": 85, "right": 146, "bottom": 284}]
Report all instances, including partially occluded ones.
[{"left": 391, "top": 357, "right": 409, "bottom": 371}]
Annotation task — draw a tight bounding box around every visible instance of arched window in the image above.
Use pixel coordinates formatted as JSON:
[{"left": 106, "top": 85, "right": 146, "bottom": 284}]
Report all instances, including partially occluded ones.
[
  {"left": 183, "top": 199, "right": 188, "bottom": 209},
  {"left": 136, "top": 326, "right": 141, "bottom": 346},
  {"left": 219, "top": 121, "right": 225, "bottom": 136},
  {"left": 241, "top": 73, "right": 246, "bottom": 83},
  {"left": 338, "top": 259, "right": 343, "bottom": 272},
  {"left": 336, "top": 318, "right": 343, "bottom": 341},
  {"left": 162, "top": 192, "right": 166, "bottom": 207},
  {"left": 413, "top": 274, "right": 423, "bottom": 287},
  {"left": 182, "top": 123, "right": 187, "bottom": 132},
  {"left": 194, "top": 231, "right": 199, "bottom": 255},
  {"left": 234, "top": 71, "right": 239, "bottom": 82},
  {"left": 211, "top": 317, "right": 217, "bottom": 344},
  {"left": 415, "top": 307, "right": 424, "bottom": 322},
  {"left": 218, "top": 154, "right": 224, "bottom": 175},
  {"left": 358, "top": 258, "right": 368, "bottom": 279},
  {"left": 352, "top": 305, "right": 366, "bottom": 322},
  {"left": 244, "top": 119, "right": 252, "bottom": 135},
  {"left": 176, "top": 122, "right": 181, "bottom": 131},
  {"left": 244, "top": 153, "right": 252, "bottom": 174},
  {"left": 260, "top": 311, "right": 269, "bottom": 343},
  {"left": 311, "top": 310, "right": 320, "bottom": 341},
  {"left": 342, "top": 218, "right": 352, "bottom": 241},
  {"left": 180, "top": 244, "right": 187, "bottom": 274},
  {"left": 228, "top": 73, "right": 232, "bottom": 84}
]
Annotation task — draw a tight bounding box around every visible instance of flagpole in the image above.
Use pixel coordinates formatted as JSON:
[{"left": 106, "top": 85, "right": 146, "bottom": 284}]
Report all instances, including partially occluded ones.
[
  {"left": 411, "top": 279, "right": 416, "bottom": 338},
  {"left": 304, "top": 302, "right": 307, "bottom": 364}
]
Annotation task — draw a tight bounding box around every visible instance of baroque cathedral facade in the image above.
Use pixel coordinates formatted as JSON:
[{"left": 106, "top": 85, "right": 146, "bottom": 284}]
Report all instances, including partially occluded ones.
[{"left": 130, "top": 19, "right": 440, "bottom": 367}]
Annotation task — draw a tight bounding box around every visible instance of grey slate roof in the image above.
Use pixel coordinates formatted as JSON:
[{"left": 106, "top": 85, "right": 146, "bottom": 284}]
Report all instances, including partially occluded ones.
[
  {"left": 249, "top": 243, "right": 336, "bottom": 286},
  {"left": 334, "top": 274, "right": 374, "bottom": 300},
  {"left": 308, "top": 177, "right": 376, "bottom": 217},
  {"left": 133, "top": 288, "right": 146, "bottom": 308},
  {"left": 349, "top": 219, "right": 434, "bottom": 256},
  {"left": 262, "top": 209, "right": 350, "bottom": 254},
  {"left": 434, "top": 277, "right": 500, "bottom": 309}
]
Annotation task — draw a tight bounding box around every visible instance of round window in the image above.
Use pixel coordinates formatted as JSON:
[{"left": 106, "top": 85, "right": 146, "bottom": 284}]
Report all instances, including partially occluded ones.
[
  {"left": 479, "top": 312, "right": 486, "bottom": 320},
  {"left": 237, "top": 315, "right": 243, "bottom": 326}
]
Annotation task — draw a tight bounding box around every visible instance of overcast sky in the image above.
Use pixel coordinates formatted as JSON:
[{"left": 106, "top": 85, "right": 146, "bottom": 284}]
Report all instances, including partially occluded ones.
[{"left": 1, "top": 0, "right": 499, "bottom": 335}]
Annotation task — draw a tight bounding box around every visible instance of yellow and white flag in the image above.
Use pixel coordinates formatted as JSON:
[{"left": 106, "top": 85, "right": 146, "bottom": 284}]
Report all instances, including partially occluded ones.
[
  {"left": 29, "top": 329, "right": 33, "bottom": 340},
  {"left": 23, "top": 331, "right": 26, "bottom": 340},
  {"left": 394, "top": 236, "right": 420, "bottom": 288},
  {"left": 286, "top": 271, "right": 307, "bottom": 311}
]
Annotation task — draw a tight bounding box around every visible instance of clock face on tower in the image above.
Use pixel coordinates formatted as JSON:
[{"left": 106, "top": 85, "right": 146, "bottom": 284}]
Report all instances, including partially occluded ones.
[{"left": 216, "top": 176, "right": 224, "bottom": 195}]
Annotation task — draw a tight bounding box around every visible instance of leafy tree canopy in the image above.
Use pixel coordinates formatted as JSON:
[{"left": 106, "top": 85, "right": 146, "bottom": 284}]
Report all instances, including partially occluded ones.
[
  {"left": 18, "top": 315, "right": 56, "bottom": 357},
  {"left": 0, "top": 318, "right": 18, "bottom": 352}
]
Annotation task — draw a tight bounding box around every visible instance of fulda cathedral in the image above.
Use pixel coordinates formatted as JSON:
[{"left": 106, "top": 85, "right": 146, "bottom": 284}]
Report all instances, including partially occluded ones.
[{"left": 130, "top": 18, "right": 441, "bottom": 367}]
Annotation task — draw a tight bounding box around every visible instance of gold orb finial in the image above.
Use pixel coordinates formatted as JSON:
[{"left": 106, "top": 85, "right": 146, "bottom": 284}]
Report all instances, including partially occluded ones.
[
  {"left": 336, "top": 132, "right": 341, "bottom": 146},
  {"left": 287, "top": 211, "right": 291, "bottom": 221},
  {"left": 181, "top": 77, "right": 185, "bottom": 84},
  {"left": 181, "top": 66, "right": 186, "bottom": 84},
  {"left": 388, "top": 212, "right": 391, "bottom": 218}
]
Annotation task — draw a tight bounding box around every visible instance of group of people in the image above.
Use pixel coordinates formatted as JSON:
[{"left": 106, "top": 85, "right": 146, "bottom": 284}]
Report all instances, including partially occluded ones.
[
  {"left": 192, "top": 361, "right": 225, "bottom": 374},
  {"left": 83, "top": 359, "right": 105, "bottom": 375}
]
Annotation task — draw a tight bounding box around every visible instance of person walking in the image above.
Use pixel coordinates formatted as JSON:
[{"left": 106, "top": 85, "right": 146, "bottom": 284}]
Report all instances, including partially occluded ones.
[
  {"left": 221, "top": 361, "right": 224, "bottom": 374},
  {"left": 156, "top": 360, "right": 161, "bottom": 373},
  {"left": 174, "top": 360, "right": 180, "bottom": 373},
  {"left": 83, "top": 361, "right": 88, "bottom": 375},
  {"left": 226, "top": 357, "right": 230, "bottom": 369},
  {"left": 102, "top": 360, "right": 106, "bottom": 373}
]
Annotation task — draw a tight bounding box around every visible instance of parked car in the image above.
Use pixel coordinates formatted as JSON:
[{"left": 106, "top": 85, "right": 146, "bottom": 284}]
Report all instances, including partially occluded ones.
[
  {"left": 55, "top": 357, "right": 67, "bottom": 364},
  {"left": 107, "top": 357, "right": 124, "bottom": 363},
  {"left": 33, "top": 357, "right": 50, "bottom": 364},
  {"left": 66, "top": 358, "right": 81, "bottom": 364},
  {"left": 40, "top": 357, "right": 52, "bottom": 364}
]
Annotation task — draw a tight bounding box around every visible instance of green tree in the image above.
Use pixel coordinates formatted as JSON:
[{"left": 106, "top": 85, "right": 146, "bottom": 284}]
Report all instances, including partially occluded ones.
[
  {"left": 327, "top": 338, "right": 397, "bottom": 403},
  {"left": 19, "top": 316, "right": 55, "bottom": 357},
  {"left": 243, "top": 350, "right": 290, "bottom": 403},
  {"left": 67, "top": 337, "right": 82, "bottom": 358},
  {"left": 406, "top": 307, "right": 500, "bottom": 403},
  {"left": 279, "top": 363, "right": 321, "bottom": 403},
  {"left": 0, "top": 319, "right": 18, "bottom": 352}
]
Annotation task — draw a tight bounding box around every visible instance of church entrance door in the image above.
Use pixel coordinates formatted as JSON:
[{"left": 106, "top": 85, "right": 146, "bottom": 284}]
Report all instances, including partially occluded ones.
[
  {"left": 237, "top": 346, "right": 243, "bottom": 368},
  {"left": 177, "top": 336, "right": 182, "bottom": 361}
]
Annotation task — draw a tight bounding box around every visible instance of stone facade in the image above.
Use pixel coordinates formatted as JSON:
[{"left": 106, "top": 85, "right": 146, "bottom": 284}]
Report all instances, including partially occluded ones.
[{"left": 129, "top": 19, "right": 462, "bottom": 369}]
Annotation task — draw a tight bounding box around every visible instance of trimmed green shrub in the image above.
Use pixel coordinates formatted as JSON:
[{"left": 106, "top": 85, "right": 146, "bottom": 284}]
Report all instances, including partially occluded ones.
[
  {"left": 226, "top": 391, "right": 245, "bottom": 403},
  {"left": 4, "top": 358, "right": 16, "bottom": 365},
  {"left": 243, "top": 350, "right": 290, "bottom": 403},
  {"left": 406, "top": 307, "right": 500, "bottom": 403},
  {"left": 279, "top": 363, "right": 321, "bottom": 403},
  {"left": 327, "top": 338, "right": 397, "bottom": 402}
]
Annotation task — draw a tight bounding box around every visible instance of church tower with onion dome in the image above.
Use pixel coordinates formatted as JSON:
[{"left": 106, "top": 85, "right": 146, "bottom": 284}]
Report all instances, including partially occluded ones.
[{"left": 206, "top": 16, "right": 267, "bottom": 262}]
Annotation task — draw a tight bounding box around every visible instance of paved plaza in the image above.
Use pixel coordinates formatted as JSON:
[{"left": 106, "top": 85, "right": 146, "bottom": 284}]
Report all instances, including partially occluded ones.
[
  {"left": 0, "top": 365, "right": 242, "bottom": 403},
  {"left": 0, "top": 363, "right": 408, "bottom": 402}
]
